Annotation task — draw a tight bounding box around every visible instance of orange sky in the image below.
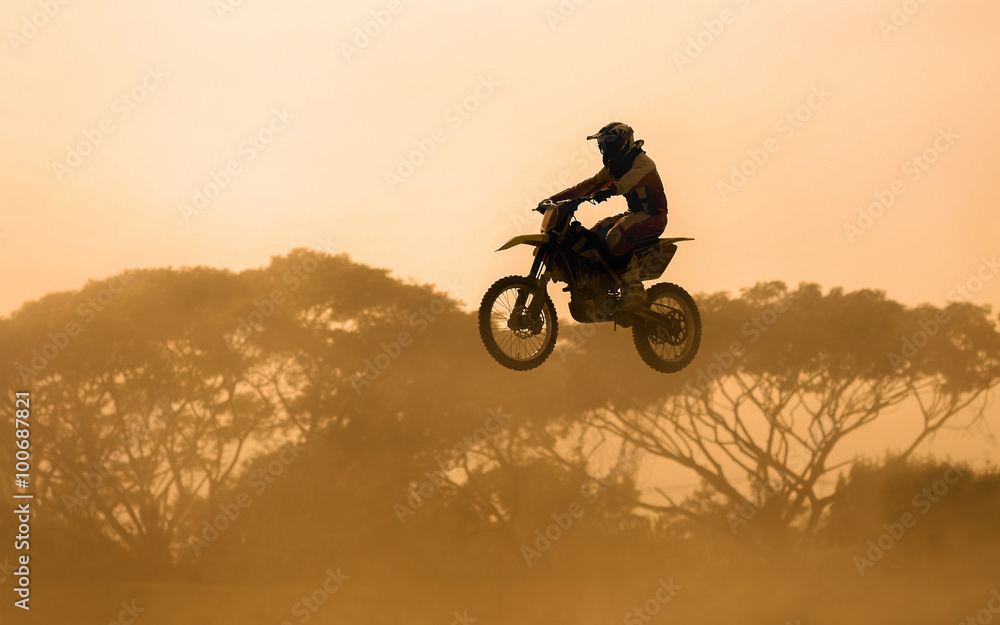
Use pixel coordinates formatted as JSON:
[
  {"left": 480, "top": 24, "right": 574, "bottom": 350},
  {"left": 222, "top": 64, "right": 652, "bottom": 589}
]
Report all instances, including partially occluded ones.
[{"left": 2, "top": 0, "right": 998, "bottom": 462}]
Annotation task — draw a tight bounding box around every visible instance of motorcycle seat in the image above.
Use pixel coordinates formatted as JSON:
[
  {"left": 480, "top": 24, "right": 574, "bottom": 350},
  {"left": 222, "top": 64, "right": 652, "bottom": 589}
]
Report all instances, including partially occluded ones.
[{"left": 632, "top": 236, "right": 660, "bottom": 251}]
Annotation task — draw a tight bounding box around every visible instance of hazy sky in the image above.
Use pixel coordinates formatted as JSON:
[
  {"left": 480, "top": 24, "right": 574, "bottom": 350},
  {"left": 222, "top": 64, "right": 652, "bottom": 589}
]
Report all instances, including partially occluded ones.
[
  {"left": 2, "top": 0, "right": 999, "bottom": 318},
  {"left": 2, "top": 0, "right": 998, "bottom": 478}
]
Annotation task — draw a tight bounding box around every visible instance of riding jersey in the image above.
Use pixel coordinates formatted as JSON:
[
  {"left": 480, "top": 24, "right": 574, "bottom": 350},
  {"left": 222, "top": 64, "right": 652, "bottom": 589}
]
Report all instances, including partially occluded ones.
[{"left": 549, "top": 149, "right": 668, "bottom": 215}]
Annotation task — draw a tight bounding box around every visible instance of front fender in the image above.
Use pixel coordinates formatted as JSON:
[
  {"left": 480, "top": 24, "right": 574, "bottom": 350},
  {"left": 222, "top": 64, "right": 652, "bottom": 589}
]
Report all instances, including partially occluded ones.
[{"left": 495, "top": 234, "right": 551, "bottom": 252}]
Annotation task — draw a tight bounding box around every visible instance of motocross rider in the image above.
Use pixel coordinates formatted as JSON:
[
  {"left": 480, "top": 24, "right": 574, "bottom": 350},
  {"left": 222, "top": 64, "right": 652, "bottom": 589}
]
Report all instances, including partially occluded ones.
[{"left": 542, "top": 122, "right": 668, "bottom": 311}]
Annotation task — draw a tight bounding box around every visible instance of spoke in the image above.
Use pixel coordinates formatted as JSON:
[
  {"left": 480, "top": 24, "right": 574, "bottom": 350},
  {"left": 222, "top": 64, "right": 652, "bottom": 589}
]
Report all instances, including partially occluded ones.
[
  {"left": 487, "top": 285, "right": 552, "bottom": 361},
  {"left": 647, "top": 294, "right": 692, "bottom": 362}
]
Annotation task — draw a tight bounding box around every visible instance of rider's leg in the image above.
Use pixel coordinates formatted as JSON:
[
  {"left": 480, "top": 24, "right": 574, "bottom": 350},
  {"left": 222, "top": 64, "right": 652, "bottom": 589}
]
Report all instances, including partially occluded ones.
[
  {"left": 606, "top": 211, "right": 668, "bottom": 257},
  {"left": 573, "top": 214, "right": 621, "bottom": 266},
  {"left": 583, "top": 214, "right": 623, "bottom": 259},
  {"left": 611, "top": 253, "right": 643, "bottom": 311},
  {"left": 606, "top": 211, "right": 668, "bottom": 310}
]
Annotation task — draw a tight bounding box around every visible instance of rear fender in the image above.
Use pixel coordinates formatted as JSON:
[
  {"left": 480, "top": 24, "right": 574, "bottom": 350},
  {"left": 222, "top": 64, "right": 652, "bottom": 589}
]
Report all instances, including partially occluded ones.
[{"left": 638, "top": 237, "right": 694, "bottom": 281}]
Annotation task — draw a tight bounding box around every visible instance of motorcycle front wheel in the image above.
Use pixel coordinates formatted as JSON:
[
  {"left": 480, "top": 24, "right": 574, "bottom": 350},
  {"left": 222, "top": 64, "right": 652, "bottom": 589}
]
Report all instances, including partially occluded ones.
[
  {"left": 632, "top": 282, "right": 701, "bottom": 373},
  {"left": 478, "top": 275, "right": 558, "bottom": 371}
]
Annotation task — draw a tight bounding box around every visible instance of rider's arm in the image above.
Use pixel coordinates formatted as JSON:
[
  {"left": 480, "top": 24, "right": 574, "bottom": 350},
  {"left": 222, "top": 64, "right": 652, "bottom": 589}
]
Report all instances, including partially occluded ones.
[
  {"left": 610, "top": 153, "right": 657, "bottom": 196},
  {"left": 547, "top": 167, "right": 613, "bottom": 202}
]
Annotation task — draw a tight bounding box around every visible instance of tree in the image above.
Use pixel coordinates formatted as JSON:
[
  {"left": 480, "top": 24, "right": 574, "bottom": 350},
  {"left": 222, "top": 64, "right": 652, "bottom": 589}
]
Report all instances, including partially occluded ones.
[
  {"left": 575, "top": 282, "right": 1000, "bottom": 534},
  {"left": 0, "top": 248, "right": 528, "bottom": 578},
  {"left": 0, "top": 267, "right": 280, "bottom": 574}
]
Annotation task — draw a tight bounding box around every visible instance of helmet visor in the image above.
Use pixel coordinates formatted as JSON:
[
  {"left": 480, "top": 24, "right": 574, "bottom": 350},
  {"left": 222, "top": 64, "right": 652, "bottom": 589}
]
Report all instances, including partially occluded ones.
[{"left": 595, "top": 135, "right": 623, "bottom": 155}]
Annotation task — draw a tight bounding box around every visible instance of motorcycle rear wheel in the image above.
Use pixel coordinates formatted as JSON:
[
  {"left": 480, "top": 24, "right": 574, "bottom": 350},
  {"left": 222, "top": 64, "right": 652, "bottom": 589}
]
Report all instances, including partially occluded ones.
[
  {"left": 632, "top": 282, "right": 701, "bottom": 373},
  {"left": 478, "top": 275, "right": 558, "bottom": 371}
]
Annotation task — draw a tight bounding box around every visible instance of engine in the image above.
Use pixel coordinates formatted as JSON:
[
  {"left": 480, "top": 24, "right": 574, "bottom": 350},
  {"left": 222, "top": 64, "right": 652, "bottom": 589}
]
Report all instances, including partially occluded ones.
[{"left": 568, "top": 272, "right": 617, "bottom": 323}]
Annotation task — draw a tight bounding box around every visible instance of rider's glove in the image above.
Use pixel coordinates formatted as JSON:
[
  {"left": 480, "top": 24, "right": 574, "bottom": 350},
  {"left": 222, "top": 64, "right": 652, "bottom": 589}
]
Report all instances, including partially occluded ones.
[
  {"left": 593, "top": 188, "right": 614, "bottom": 203},
  {"left": 535, "top": 200, "right": 553, "bottom": 213}
]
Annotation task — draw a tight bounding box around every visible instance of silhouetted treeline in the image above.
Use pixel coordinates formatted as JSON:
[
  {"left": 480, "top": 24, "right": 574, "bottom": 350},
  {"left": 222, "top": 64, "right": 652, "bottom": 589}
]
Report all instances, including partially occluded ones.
[{"left": 2, "top": 250, "right": 999, "bottom": 624}]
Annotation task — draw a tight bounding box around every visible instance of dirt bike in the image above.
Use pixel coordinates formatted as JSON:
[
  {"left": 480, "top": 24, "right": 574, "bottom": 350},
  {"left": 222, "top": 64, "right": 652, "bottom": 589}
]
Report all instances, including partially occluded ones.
[{"left": 478, "top": 196, "right": 701, "bottom": 372}]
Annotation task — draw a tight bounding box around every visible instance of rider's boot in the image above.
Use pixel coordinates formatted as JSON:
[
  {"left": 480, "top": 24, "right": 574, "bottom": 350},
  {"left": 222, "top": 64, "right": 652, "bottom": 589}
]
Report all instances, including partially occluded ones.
[{"left": 617, "top": 254, "right": 646, "bottom": 312}]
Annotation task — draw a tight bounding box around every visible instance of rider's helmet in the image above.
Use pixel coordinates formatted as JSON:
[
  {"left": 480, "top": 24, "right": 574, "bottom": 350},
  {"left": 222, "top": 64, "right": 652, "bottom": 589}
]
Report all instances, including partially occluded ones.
[{"left": 587, "top": 122, "right": 644, "bottom": 165}]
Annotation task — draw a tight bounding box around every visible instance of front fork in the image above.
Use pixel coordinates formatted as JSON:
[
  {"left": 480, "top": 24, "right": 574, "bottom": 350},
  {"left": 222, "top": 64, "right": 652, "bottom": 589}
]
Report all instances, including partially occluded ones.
[{"left": 510, "top": 248, "right": 550, "bottom": 333}]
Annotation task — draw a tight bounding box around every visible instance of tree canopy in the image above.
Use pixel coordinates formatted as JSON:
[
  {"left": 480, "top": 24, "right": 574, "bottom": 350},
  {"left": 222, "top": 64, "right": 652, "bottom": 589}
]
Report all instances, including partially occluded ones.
[{"left": 1, "top": 252, "right": 998, "bottom": 608}]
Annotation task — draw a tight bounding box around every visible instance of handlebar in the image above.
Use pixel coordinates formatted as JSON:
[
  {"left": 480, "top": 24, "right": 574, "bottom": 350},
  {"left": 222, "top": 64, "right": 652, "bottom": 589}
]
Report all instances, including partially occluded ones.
[{"left": 533, "top": 195, "right": 597, "bottom": 213}]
